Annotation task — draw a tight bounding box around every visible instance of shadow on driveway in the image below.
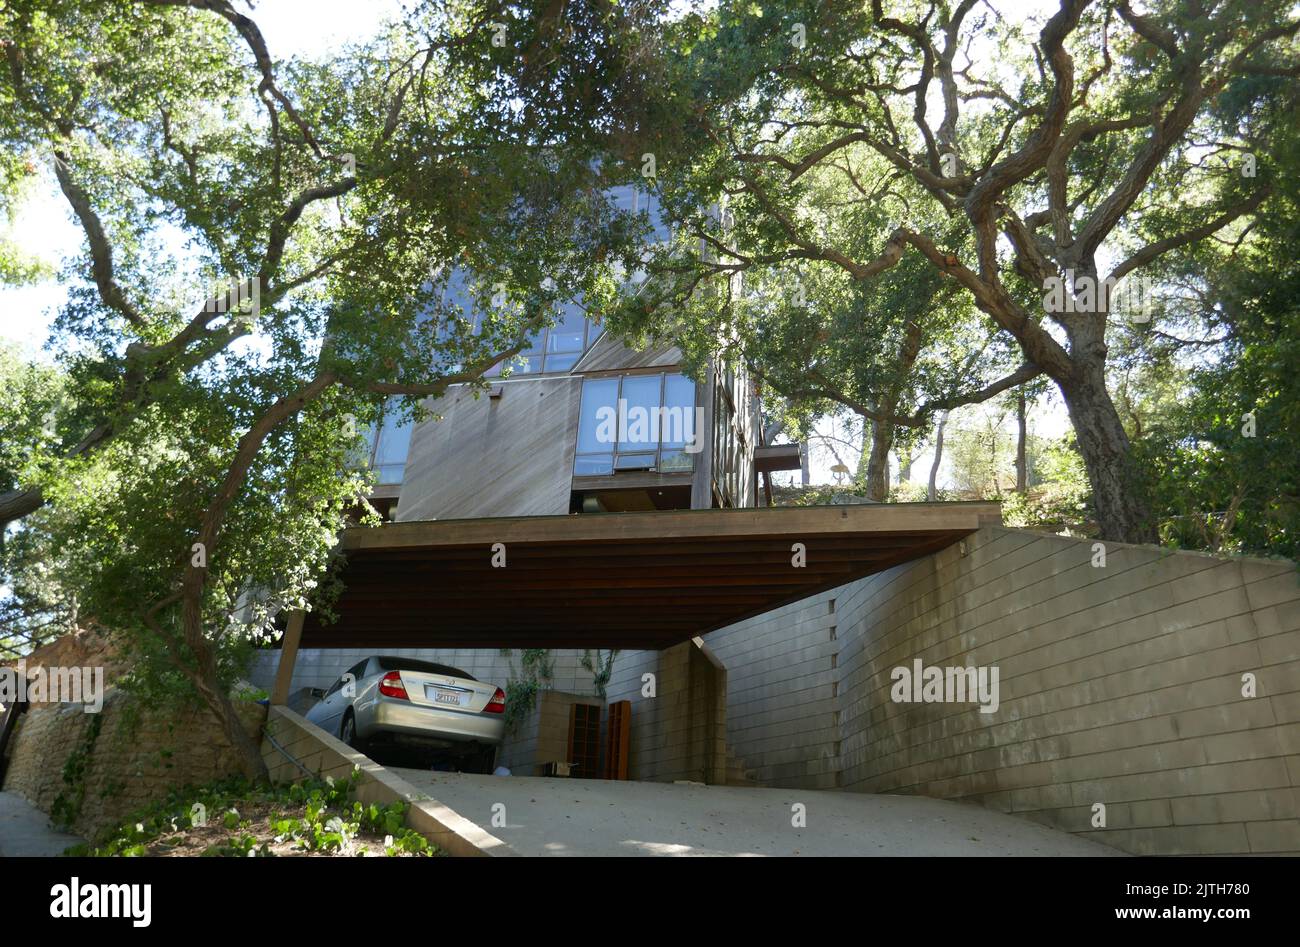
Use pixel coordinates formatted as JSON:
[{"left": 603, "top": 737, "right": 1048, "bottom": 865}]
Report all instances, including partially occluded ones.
[{"left": 390, "top": 771, "right": 1123, "bottom": 857}]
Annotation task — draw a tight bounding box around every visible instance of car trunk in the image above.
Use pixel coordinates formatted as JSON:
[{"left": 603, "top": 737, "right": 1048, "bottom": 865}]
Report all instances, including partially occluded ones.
[{"left": 396, "top": 669, "right": 495, "bottom": 714}]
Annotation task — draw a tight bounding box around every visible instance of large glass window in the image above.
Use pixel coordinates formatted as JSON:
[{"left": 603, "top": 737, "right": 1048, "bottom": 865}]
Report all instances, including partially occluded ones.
[
  {"left": 424, "top": 271, "right": 601, "bottom": 377},
  {"left": 576, "top": 377, "right": 619, "bottom": 474},
  {"left": 574, "top": 373, "right": 699, "bottom": 476},
  {"left": 511, "top": 300, "right": 598, "bottom": 375},
  {"left": 364, "top": 399, "right": 414, "bottom": 485},
  {"left": 660, "top": 374, "right": 697, "bottom": 471}
]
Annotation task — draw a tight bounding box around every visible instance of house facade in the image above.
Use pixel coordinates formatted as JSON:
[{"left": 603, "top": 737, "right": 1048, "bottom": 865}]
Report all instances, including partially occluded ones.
[
  {"left": 250, "top": 227, "right": 800, "bottom": 780},
  {"left": 366, "top": 328, "right": 764, "bottom": 523},
  {"left": 362, "top": 180, "right": 773, "bottom": 524}
]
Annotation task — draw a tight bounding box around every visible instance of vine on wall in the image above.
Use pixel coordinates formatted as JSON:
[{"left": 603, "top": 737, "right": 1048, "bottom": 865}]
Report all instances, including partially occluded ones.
[
  {"left": 50, "top": 712, "right": 104, "bottom": 830},
  {"left": 580, "top": 649, "right": 619, "bottom": 700},
  {"left": 498, "top": 648, "right": 554, "bottom": 732}
]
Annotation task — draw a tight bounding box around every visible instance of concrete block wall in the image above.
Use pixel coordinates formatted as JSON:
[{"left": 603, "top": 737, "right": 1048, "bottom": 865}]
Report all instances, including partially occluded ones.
[
  {"left": 706, "top": 525, "right": 1300, "bottom": 855},
  {"left": 604, "top": 639, "right": 726, "bottom": 784},
  {"left": 696, "top": 592, "right": 842, "bottom": 788},
  {"left": 496, "top": 691, "right": 603, "bottom": 777}
]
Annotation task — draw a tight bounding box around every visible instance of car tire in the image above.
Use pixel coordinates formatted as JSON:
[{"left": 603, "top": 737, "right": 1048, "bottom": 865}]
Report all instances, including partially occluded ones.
[{"left": 340, "top": 711, "right": 360, "bottom": 751}]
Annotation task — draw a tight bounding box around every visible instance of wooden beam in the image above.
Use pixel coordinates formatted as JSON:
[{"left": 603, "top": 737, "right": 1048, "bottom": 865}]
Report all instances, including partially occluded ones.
[
  {"left": 270, "top": 610, "right": 305, "bottom": 706},
  {"left": 341, "top": 501, "right": 1001, "bottom": 552},
  {"left": 347, "top": 540, "right": 923, "bottom": 565},
  {"left": 754, "top": 443, "right": 803, "bottom": 473},
  {"left": 291, "top": 504, "right": 999, "bottom": 650}
]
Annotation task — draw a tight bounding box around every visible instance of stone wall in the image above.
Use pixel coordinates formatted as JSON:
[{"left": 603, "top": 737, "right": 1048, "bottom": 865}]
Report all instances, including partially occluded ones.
[
  {"left": 1, "top": 687, "right": 266, "bottom": 843},
  {"left": 705, "top": 526, "right": 1300, "bottom": 855}
]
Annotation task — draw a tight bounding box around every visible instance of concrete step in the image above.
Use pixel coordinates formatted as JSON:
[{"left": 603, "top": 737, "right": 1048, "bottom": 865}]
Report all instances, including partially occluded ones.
[{"left": 724, "top": 746, "right": 758, "bottom": 786}]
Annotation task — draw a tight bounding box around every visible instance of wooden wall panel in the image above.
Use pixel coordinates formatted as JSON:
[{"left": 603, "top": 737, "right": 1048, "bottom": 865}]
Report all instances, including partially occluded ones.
[
  {"left": 572, "top": 331, "right": 681, "bottom": 373},
  {"left": 397, "top": 376, "right": 582, "bottom": 520}
]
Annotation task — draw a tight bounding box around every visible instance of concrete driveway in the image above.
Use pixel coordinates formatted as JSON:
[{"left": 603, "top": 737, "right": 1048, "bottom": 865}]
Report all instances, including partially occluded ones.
[{"left": 391, "top": 770, "right": 1120, "bottom": 857}]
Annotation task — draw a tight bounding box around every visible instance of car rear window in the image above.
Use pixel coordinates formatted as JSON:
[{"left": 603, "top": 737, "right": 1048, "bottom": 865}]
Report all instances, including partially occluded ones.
[{"left": 375, "top": 656, "right": 475, "bottom": 681}]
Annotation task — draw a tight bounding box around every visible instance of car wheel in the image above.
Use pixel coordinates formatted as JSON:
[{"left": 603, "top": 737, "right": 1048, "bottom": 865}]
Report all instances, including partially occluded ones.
[{"left": 340, "top": 711, "right": 358, "bottom": 750}]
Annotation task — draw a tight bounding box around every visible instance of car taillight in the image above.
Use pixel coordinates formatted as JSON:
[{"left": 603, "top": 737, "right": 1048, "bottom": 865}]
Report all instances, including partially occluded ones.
[
  {"left": 379, "top": 671, "right": 409, "bottom": 700},
  {"left": 485, "top": 687, "right": 506, "bottom": 714}
]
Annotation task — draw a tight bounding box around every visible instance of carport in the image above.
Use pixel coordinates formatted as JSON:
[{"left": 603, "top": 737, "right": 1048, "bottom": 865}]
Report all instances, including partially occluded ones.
[{"left": 270, "top": 501, "right": 1001, "bottom": 704}]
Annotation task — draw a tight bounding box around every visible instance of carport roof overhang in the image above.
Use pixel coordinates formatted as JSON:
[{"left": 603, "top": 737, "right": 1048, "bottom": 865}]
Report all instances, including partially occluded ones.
[{"left": 299, "top": 502, "right": 1001, "bottom": 651}]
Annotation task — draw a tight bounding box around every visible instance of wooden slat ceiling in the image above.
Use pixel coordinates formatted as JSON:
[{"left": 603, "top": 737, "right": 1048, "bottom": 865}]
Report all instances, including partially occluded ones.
[{"left": 299, "top": 502, "right": 1001, "bottom": 650}]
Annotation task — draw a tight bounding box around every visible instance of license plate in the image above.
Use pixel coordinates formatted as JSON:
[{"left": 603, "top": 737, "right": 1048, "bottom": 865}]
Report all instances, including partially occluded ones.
[{"left": 427, "top": 686, "right": 467, "bottom": 706}]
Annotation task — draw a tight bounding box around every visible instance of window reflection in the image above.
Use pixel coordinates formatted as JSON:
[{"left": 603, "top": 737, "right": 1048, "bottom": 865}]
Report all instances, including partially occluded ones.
[
  {"left": 574, "top": 373, "right": 698, "bottom": 476},
  {"left": 617, "top": 375, "right": 660, "bottom": 452},
  {"left": 365, "top": 399, "right": 414, "bottom": 485},
  {"left": 436, "top": 272, "right": 600, "bottom": 376},
  {"left": 577, "top": 377, "right": 619, "bottom": 454}
]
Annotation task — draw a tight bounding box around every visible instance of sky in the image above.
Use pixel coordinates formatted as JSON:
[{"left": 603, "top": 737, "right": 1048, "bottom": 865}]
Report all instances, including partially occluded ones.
[
  {"left": 0, "top": 0, "right": 1071, "bottom": 491},
  {"left": 0, "top": 0, "right": 406, "bottom": 356}
]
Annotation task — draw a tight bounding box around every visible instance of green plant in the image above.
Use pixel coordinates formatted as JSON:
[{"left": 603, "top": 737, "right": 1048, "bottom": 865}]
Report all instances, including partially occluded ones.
[
  {"left": 1000, "top": 439, "right": 1093, "bottom": 534},
  {"left": 499, "top": 648, "right": 554, "bottom": 733},
  {"left": 50, "top": 712, "right": 104, "bottom": 830},
  {"left": 501, "top": 678, "right": 541, "bottom": 734},
  {"left": 68, "top": 768, "right": 435, "bottom": 857},
  {"left": 580, "top": 649, "right": 619, "bottom": 700}
]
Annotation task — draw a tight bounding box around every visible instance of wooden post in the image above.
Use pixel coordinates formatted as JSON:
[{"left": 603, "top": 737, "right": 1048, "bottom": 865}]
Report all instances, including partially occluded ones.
[
  {"left": 691, "top": 366, "right": 716, "bottom": 509},
  {"left": 271, "top": 610, "right": 305, "bottom": 706}
]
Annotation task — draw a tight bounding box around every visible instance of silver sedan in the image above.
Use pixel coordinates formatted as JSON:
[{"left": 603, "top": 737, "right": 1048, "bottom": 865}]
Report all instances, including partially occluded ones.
[{"left": 305, "top": 656, "right": 506, "bottom": 772}]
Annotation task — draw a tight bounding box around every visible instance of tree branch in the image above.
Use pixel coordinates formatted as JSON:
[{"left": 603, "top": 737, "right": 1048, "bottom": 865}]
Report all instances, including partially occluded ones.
[
  {"left": 900, "top": 363, "right": 1043, "bottom": 425},
  {"left": 1108, "top": 187, "right": 1271, "bottom": 285},
  {"left": 51, "top": 149, "right": 147, "bottom": 328}
]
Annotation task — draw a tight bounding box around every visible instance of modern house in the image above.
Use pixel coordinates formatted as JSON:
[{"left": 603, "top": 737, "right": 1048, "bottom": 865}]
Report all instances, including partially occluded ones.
[
  {"left": 250, "top": 187, "right": 1300, "bottom": 858},
  {"left": 363, "top": 303, "right": 767, "bottom": 523},
  {"left": 360, "top": 183, "right": 780, "bottom": 523}
]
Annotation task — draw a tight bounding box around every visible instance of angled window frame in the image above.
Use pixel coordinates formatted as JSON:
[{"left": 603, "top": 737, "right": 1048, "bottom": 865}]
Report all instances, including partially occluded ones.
[{"left": 573, "top": 371, "right": 699, "bottom": 477}]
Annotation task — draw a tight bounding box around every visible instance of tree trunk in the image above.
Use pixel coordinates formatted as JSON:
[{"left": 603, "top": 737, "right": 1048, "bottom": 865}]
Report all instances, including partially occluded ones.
[
  {"left": 928, "top": 411, "right": 948, "bottom": 501},
  {"left": 175, "top": 631, "right": 270, "bottom": 783},
  {"left": 799, "top": 440, "right": 810, "bottom": 486},
  {"left": 865, "top": 418, "right": 893, "bottom": 501},
  {"left": 206, "top": 683, "right": 271, "bottom": 784},
  {"left": 1015, "top": 390, "right": 1027, "bottom": 494},
  {"left": 1057, "top": 363, "right": 1155, "bottom": 543}
]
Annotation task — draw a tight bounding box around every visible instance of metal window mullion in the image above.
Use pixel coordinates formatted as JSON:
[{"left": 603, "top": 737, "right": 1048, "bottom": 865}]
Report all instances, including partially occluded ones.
[
  {"left": 614, "top": 373, "right": 625, "bottom": 458},
  {"left": 656, "top": 372, "right": 666, "bottom": 468}
]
